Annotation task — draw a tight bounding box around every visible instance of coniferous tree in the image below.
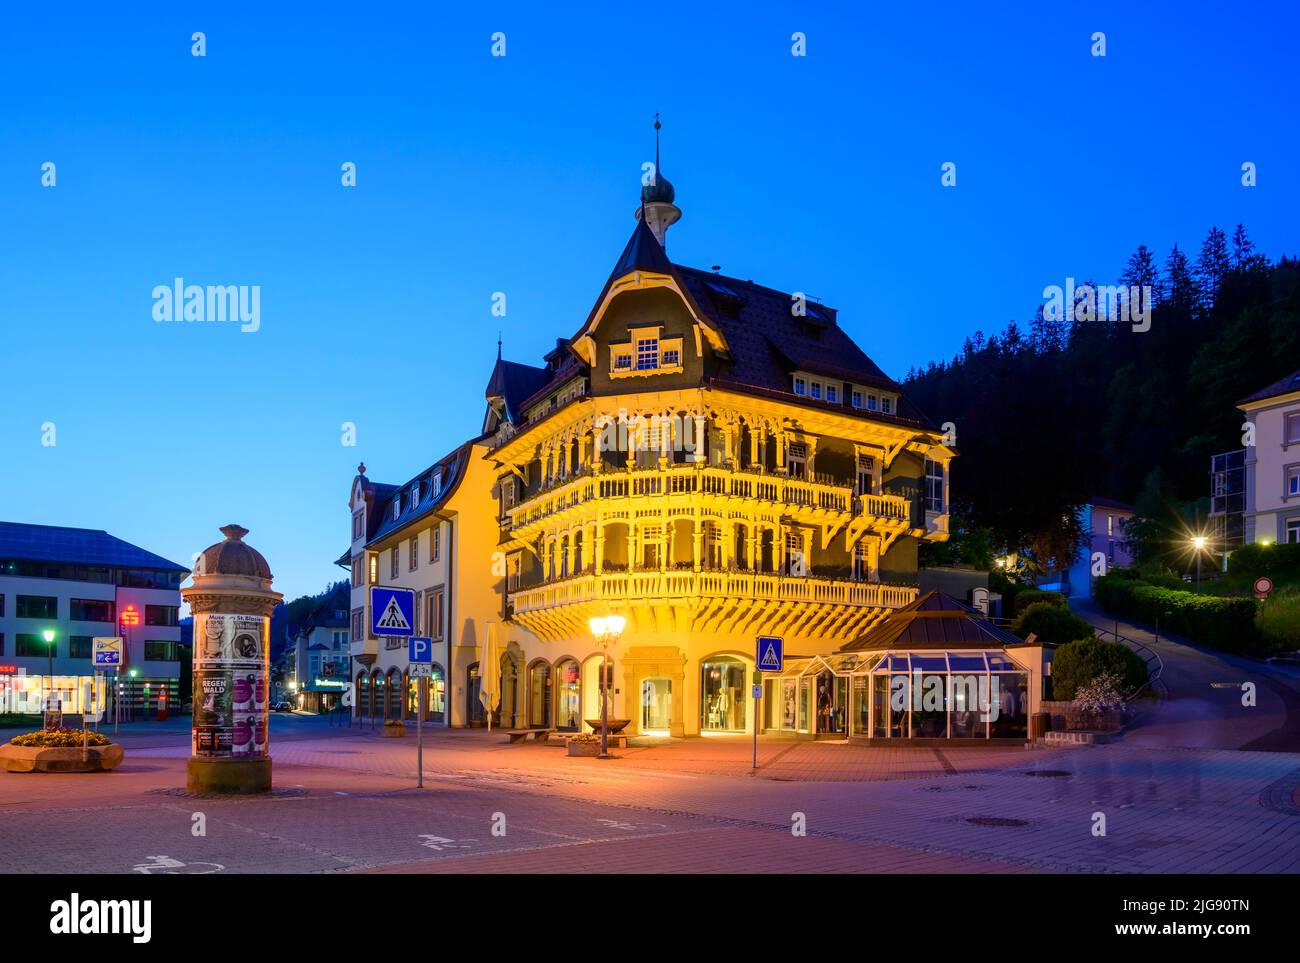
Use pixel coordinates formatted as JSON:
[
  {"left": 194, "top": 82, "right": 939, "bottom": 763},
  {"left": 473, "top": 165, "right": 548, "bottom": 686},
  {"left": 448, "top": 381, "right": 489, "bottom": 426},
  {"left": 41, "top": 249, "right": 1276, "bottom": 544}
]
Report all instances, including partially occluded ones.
[
  {"left": 1120, "top": 244, "right": 1162, "bottom": 304},
  {"left": 1195, "top": 226, "right": 1231, "bottom": 308},
  {"left": 1164, "top": 243, "right": 1198, "bottom": 312}
]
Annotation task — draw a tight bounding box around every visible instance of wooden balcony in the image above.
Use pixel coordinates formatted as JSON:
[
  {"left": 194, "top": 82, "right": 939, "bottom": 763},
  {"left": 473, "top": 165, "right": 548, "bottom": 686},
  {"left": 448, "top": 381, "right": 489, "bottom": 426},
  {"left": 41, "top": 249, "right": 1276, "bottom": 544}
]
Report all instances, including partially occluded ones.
[
  {"left": 509, "top": 569, "right": 918, "bottom": 644},
  {"left": 506, "top": 463, "right": 911, "bottom": 543}
]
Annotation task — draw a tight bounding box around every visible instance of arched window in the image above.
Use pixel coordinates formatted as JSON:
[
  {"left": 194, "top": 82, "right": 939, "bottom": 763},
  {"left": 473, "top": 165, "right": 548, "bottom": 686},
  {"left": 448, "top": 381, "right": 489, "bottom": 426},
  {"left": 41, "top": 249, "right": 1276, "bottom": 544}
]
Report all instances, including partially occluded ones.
[{"left": 355, "top": 671, "right": 370, "bottom": 718}]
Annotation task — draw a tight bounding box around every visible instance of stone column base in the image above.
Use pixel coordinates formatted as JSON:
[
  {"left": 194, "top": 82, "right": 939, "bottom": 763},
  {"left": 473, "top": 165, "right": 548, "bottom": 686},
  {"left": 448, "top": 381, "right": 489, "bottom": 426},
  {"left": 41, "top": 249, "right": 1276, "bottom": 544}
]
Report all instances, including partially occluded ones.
[{"left": 187, "top": 756, "right": 272, "bottom": 794}]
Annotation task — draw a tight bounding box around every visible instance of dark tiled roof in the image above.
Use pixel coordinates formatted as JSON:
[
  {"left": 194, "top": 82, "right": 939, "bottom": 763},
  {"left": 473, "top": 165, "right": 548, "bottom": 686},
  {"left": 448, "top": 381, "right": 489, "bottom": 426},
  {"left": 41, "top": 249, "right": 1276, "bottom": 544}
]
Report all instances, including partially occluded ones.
[
  {"left": 365, "top": 444, "right": 471, "bottom": 547},
  {"left": 839, "top": 591, "right": 1024, "bottom": 651},
  {"left": 486, "top": 359, "right": 552, "bottom": 425},
  {"left": 1089, "top": 496, "right": 1135, "bottom": 512},
  {"left": 0, "top": 522, "right": 189, "bottom": 572},
  {"left": 608, "top": 216, "right": 673, "bottom": 280},
  {"left": 501, "top": 218, "right": 938, "bottom": 434},
  {"left": 1238, "top": 367, "right": 1300, "bottom": 405}
]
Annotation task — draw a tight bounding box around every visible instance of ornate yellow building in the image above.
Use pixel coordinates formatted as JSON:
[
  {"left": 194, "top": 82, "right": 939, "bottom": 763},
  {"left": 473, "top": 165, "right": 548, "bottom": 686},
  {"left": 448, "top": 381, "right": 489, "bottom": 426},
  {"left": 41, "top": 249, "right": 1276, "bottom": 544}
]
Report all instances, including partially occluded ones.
[
  {"left": 345, "top": 160, "right": 959, "bottom": 738},
  {"left": 478, "top": 166, "right": 953, "bottom": 737}
]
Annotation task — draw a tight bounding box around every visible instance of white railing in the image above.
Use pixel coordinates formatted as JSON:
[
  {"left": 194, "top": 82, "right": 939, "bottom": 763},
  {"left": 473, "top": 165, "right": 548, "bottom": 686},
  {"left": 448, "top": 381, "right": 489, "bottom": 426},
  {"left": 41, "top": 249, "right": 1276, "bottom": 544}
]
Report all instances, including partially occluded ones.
[
  {"left": 511, "top": 570, "right": 918, "bottom": 616},
  {"left": 507, "top": 463, "right": 909, "bottom": 530}
]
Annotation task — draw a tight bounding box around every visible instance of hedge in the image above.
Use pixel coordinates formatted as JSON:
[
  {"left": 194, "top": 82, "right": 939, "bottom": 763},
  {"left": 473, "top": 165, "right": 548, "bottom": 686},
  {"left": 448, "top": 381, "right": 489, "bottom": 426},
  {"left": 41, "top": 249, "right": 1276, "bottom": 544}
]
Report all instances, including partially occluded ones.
[
  {"left": 1010, "top": 601, "right": 1096, "bottom": 646},
  {"left": 1051, "top": 637, "right": 1149, "bottom": 701},
  {"left": 1012, "top": 588, "right": 1068, "bottom": 616},
  {"left": 1094, "top": 572, "right": 1264, "bottom": 654},
  {"left": 1228, "top": 542, "right": 1300, "bottom": 585}
]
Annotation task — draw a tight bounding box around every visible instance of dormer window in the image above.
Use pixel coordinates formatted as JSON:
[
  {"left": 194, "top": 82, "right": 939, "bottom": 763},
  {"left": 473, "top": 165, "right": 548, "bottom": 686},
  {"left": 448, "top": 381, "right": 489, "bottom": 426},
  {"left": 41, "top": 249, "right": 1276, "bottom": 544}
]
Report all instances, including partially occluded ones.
[
  {"left": 810, "top": 382, "right": 822, "bottom": 400},
  {"left": 662, "top": 348, "right": 680, "bottom": 367},
  {"left": 392, "top": 500, "right": 400, "bottom": 520},
  {"left": 866, "top": 394, "right": 878, "bottom": 411},
  {"left": 430, "top": 470, "right": 442, "bottom": 496},
  {"left": 636, "top": 337, "right": 659, "bottom": 370},
  {"left": 613, "top": 353, "right": 632, "bottom": 370},
  {"left": 826, "top": 385, "right": 838, "bottom": 404},
  {"left": 793, "top": 377, "right": 807, "bottom": 396},
  {"left": 410, "top": 483, "right": 420, "bottom": 509},
  {"left": 881, "top": 397, "right": 894, "bottom": 414},
  {"left": 851, "top": 390, "right": 863, "bottom": 408}
]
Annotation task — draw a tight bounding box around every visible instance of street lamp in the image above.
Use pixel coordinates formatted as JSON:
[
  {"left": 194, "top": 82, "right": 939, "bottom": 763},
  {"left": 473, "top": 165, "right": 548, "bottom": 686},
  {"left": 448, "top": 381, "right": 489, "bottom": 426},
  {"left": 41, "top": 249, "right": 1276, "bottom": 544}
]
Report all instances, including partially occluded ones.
[
  {"left": 41, "top": 629, "right": 56, "bottom": 711},
  {"left": 588, "top": 615, "right": 626, "bottom": 759},
  {"left": 1191, "top": 535, "right": 1208, "bottom": 591}
]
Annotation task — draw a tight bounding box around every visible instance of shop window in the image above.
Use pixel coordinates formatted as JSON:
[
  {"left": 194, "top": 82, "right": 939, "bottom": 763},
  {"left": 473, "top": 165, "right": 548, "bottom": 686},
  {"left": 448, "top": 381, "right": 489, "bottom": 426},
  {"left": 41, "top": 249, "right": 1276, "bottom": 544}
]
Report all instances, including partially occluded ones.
[
  {"left": 556, "top": 660, "right": 581, "bottom": 731},
  {"left": 700, "top": 657, "right": 746, "bottom": 732}
]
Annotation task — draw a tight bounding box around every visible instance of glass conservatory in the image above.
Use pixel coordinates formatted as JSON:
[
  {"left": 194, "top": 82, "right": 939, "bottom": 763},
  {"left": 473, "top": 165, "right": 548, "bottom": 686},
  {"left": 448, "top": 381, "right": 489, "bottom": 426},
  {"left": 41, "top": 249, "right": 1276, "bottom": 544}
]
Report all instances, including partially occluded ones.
[{"left": 762, "top": 649, "right": 1029, "bottom": 741}]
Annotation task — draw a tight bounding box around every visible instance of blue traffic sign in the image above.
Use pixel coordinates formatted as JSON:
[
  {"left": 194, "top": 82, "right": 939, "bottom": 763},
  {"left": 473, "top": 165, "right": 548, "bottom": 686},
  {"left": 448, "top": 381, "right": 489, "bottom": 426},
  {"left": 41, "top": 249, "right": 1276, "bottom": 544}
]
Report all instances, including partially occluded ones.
[
  {"left": 756, "top": 636, "right": 783, "bottom": 672},
  {"left": 370, "top": 586, "right": 416, "bottom": 637},
  {"left": 408, "top": 636, "right": 433, "bottom": 663}
]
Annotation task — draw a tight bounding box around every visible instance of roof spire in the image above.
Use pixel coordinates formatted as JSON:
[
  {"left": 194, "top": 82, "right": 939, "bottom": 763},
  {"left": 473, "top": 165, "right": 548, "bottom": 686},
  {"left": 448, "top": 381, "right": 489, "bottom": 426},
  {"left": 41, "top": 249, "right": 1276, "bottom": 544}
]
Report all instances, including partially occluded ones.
[
  {"left": 496, "top": 331, "right": 502, "bottom": 361},
  {"left": 638, "top": 113, "right": 681, "bottom": 248},
  {"left": 654, "top": 112, "right": 661, "bottom": 175}
]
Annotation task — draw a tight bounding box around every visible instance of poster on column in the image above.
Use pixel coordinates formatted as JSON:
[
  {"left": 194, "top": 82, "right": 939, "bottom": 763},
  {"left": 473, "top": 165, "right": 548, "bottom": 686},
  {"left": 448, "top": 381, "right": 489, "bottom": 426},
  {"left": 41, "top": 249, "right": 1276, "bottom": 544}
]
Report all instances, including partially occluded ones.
[{"left": 193, "top": 613, "right": 269, "bottom": 758}]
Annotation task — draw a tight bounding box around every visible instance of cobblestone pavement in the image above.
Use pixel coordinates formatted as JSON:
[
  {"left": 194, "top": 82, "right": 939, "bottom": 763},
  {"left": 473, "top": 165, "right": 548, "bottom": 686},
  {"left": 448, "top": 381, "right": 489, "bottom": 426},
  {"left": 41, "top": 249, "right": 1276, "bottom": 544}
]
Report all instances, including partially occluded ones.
[{"left": 2, "top": 719, "right": 1297, "bottom": 874}]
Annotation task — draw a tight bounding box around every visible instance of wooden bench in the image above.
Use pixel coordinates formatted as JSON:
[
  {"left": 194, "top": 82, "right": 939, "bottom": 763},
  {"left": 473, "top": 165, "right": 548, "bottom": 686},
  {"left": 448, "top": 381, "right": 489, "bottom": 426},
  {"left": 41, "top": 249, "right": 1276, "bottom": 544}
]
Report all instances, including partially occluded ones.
[{"left": 504, "top": 728, "right": 555, "bottom": 745}]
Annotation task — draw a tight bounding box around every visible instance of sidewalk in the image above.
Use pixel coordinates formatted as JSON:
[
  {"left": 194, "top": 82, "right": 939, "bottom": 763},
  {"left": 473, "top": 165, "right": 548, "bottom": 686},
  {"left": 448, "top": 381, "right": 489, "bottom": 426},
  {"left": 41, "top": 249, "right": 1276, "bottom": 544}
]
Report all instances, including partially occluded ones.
[{"left": 1073, "top": 598, "right": 1298, "bottom": 751}]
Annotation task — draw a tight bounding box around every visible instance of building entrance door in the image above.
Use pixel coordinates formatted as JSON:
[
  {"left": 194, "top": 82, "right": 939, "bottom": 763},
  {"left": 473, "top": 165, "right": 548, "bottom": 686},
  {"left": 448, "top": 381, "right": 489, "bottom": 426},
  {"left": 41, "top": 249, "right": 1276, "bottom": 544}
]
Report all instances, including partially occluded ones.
[{"left": 641, "top": 677, "right": 672, "bottom": 731}]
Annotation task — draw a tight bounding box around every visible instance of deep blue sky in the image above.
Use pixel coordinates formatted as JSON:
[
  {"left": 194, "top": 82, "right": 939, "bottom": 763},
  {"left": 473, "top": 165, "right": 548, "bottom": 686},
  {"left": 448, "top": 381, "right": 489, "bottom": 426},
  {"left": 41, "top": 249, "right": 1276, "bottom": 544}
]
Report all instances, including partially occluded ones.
[{"left": 1, "top": 2, "right": 1295, "bottom": 604}]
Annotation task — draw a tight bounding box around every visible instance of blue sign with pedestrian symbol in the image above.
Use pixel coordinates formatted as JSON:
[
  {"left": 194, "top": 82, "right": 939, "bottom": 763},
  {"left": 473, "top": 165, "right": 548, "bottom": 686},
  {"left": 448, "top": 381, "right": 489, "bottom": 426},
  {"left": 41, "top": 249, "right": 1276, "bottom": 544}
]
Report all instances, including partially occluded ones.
[
  {"left": 756, "top": 636, "right": 783, "bottom": 672},
  {"left": 408, "top": 636, "right": 433, "bottom": 663},
  {"left": 370, "top": 586, "right": 415, "bottom": 637}
]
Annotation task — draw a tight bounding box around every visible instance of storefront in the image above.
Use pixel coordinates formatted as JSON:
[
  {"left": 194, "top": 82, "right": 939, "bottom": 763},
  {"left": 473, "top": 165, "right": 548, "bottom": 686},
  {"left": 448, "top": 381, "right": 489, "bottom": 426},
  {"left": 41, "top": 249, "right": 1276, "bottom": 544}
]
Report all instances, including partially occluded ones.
[
  {"left": 761, "top": 592, "right": 1048, "bottom": 743},
  {"left": 299, "top": 677, "right": 349, "bottom": 713},
  {"left": 0, "top": 668, "right": 108, "bottom": 719}
]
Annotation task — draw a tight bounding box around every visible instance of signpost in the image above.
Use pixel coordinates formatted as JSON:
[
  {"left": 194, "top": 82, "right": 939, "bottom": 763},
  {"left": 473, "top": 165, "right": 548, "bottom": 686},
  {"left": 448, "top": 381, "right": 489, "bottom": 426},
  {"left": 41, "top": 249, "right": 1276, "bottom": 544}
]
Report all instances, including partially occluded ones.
[
  {"left": 93, "top": 637, "right": 124, "bottom": 736},
  {"left": 1254, "top": 576, "right": 1274, "bottom": 599},
  {"left": 408, "top": 635, "right": 432, "bottom": 789},
  {"left": 753, "top": 636, "right": 784, "bottom": 770}
]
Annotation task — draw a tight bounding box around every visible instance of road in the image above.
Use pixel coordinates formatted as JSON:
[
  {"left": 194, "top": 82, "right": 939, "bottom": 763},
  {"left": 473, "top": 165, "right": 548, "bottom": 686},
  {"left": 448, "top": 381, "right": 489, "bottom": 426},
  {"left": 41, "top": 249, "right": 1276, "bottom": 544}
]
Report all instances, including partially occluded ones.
[{"left": 1, "top": 715, "right": 1297, "bottom": 874}]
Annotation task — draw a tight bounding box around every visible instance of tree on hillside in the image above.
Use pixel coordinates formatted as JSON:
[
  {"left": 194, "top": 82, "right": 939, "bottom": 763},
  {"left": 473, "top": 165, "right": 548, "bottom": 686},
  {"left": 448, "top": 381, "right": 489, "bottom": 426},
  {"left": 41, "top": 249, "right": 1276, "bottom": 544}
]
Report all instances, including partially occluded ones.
[{"left": 1195, "top": 226, "right": 1231, "bottom": 309}]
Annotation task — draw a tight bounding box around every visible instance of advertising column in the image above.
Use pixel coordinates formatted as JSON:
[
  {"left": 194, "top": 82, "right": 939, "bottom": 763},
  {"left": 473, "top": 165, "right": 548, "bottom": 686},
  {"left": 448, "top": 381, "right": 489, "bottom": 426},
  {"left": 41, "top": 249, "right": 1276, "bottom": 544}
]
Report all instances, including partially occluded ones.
[{"left": 182, "top": 525, "right": 281, "bottom": 794}]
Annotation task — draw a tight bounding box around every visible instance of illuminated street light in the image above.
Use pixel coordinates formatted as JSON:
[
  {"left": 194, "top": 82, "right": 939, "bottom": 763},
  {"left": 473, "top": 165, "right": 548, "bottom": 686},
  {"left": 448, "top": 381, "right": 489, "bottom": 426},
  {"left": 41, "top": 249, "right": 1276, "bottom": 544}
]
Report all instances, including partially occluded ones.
[
  {"left": 1189, "top": 534, "right": 1210, "bottom": 591},
  {"left": 41, "top": 629, "right": 56, "bottom": 711},
  {"left": 588, "top": 615, "right": 626, "bottom": 759}
]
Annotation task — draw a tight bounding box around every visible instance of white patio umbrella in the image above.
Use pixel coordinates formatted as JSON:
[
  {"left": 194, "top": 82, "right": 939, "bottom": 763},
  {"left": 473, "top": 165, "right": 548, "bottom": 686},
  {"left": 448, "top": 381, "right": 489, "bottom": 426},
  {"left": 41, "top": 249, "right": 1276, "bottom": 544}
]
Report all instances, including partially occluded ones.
[{"left": 479, "top": 620, "right": 501, "bottom": 732}]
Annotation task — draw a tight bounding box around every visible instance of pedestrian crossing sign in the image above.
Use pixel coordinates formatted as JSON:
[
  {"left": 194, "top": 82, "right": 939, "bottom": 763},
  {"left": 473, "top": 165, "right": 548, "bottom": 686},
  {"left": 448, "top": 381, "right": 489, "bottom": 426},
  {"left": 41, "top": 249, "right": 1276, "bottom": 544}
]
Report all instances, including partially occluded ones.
[
  {"left": 370, "top": 586, "right": 416, "bottom": 637},
  {"left": 756, "top": 636, "right": 783, "bottom": 672}
]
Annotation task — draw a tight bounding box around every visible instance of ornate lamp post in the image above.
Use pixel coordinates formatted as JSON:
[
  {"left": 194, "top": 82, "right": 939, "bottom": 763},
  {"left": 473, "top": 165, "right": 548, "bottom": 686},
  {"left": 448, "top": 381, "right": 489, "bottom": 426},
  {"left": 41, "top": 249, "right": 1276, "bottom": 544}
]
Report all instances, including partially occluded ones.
[
  {"left": 587, "top": 615, "right": 625, "bottom": 759},
  {"left": 41, "top": 629, "right": 56, "bottom": 711}
]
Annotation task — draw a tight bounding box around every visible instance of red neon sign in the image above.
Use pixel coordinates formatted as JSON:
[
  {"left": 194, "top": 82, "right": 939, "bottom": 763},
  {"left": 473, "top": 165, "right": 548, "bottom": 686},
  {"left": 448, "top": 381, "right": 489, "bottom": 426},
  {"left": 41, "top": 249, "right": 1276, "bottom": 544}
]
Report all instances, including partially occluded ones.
[{"left": 120, "top": 606, "right": 141, "bottom": 627}]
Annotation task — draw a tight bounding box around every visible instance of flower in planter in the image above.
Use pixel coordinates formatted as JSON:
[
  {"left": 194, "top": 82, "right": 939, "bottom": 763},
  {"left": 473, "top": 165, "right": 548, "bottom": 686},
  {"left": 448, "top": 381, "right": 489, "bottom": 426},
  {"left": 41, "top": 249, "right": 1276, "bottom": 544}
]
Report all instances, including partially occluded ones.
[
  {"left": 1072, "top": 672, "right": 1125, "bottom": 714},
  {"left": 11, "top": 728, "right": 111, "bottom": 748}
]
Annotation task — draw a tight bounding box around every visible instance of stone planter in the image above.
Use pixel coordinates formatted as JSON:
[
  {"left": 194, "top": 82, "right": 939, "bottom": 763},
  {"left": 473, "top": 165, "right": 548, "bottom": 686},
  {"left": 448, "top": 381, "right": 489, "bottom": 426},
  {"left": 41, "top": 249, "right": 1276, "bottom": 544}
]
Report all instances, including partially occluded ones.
[
  {"left": 1064, "top": 706, "right": 1123, "bottom": 732},
  {"left": 381, "top": 723, "right": 407, "bottom": 738},
  {"left": 566, "top": 740, "right": 600, "bottom": 758},
  {"left": 0, "top": 742, "right": 124, "bottom": 773},
  {"left": 584, "top": 718, "right": 631, "bottom": 735}
]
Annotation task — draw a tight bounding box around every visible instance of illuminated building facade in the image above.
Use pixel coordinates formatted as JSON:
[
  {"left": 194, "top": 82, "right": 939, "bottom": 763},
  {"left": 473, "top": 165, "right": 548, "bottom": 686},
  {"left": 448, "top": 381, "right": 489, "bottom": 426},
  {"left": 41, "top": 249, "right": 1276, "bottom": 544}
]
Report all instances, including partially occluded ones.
[{"left": 345, "top": 158, "right": 966, "bottom": 737}]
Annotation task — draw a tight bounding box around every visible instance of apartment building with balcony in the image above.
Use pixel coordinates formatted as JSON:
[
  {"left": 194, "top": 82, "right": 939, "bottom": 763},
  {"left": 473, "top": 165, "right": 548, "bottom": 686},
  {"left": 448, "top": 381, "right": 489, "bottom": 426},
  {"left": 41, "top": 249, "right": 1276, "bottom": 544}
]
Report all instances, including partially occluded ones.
[{"left": 1238, "top": 368, "right": 1300, "bottom": 545}]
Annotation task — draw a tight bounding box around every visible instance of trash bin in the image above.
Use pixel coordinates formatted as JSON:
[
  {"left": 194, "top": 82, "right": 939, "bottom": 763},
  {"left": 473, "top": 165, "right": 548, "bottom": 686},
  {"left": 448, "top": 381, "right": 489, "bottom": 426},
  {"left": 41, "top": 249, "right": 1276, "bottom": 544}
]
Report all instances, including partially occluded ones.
[{"left": 1031, "top": 711, "right": 1051, "bottom": 739}]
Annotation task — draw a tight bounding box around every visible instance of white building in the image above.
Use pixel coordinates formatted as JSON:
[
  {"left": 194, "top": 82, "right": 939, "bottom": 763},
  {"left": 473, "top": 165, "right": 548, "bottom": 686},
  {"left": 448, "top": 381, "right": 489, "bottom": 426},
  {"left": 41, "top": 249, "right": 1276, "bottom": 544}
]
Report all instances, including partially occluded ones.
[
  {"left": 1239, "top": 368, "right": 1300, "bottom": 545},
  {"left": 0, "top": 522, "right": 189, "bottom": 715}
]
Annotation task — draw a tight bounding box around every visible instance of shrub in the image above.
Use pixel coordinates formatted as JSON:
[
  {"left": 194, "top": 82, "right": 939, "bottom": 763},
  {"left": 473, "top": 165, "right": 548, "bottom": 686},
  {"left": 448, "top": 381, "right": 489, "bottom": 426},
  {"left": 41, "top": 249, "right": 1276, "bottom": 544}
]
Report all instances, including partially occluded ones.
[
  {"left": 1073, "top": 672, "right": 1126, "bottom": 712},
  {"left": 1012, "top": 588, "right": 1068, "bottom": 616},
  {"left": 10, "top": 727, "right": 111, "bottom": 748},
  {"left": 1094, "top": 572, "right": 1264, "bottom": 654},
  {"left": 1051, "top": 638, "right": 1149, "bottom": 700},
  {"left": 1229, "top": 542, "right": 1300, "bottom": 584},
  {"left": 1011, "top": 601, "right": 1095, "bottom": 646},
  {"left": 1257, "top": 589, "right": 1300, "bottom": 652}
]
